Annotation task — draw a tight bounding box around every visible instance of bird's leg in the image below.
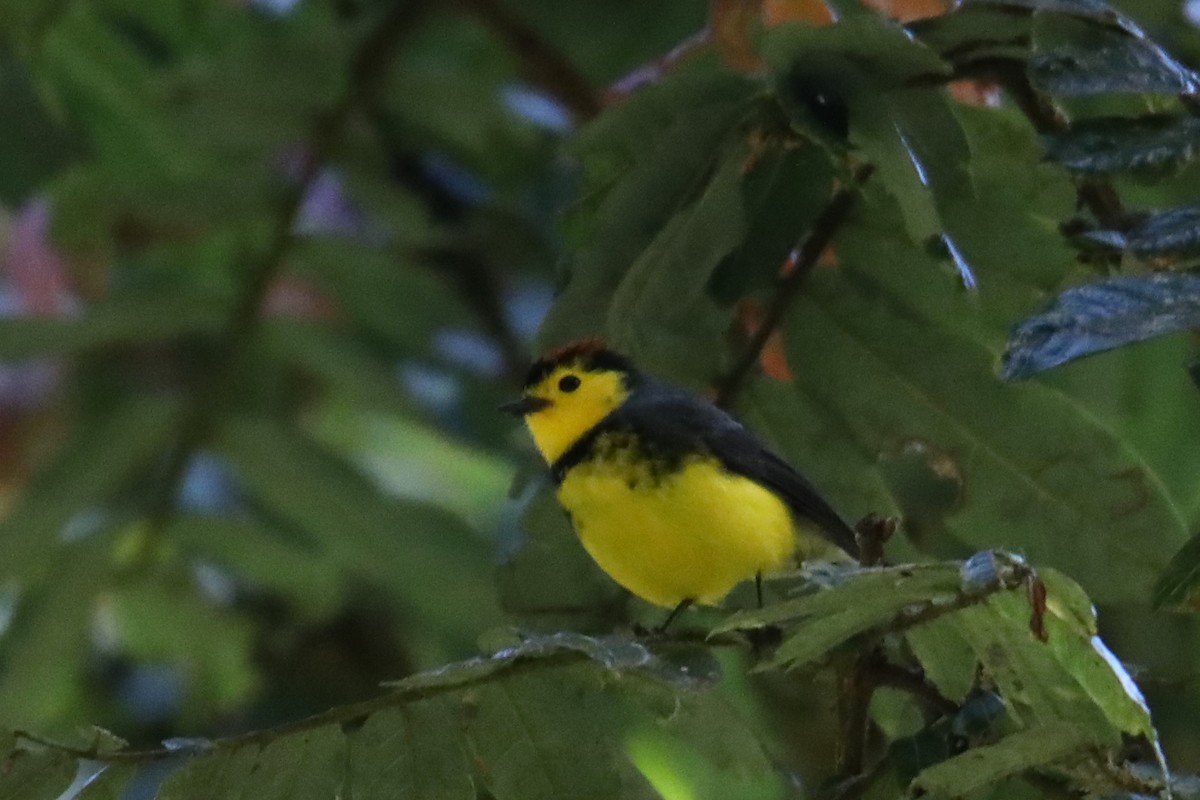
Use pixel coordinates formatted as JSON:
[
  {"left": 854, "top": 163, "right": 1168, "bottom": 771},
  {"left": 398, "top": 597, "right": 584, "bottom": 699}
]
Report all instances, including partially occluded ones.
[
  {"left": 748, "top": 571, "right": 782, "bottom": 651},
  {"left": 656, "top": 598, "right": 694, "bottom": 634}
]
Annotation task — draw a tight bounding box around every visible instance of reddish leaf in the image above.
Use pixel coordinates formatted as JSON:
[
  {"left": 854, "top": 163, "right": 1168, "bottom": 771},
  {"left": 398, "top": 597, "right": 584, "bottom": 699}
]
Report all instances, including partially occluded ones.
[
  {"left": 763, "top": 0, "right": 834, "bottom": 26},
  {"left": 264, "top": 275, "right": 339, "bottom": 320},
  {"left": 711, "top": 0, "right": 766, "bottom": 72},
  {"left": 949, "top": 79, "right": 1002, "bottom": 107},
  {"left": 3, "top": 199, "right": 77, "bottom": 316},
  {"left": 864, "top": 0, "right": 949, "bottom": 21},
  {"left": 736, "top": 299, "right": 793, "bottom": 381}
]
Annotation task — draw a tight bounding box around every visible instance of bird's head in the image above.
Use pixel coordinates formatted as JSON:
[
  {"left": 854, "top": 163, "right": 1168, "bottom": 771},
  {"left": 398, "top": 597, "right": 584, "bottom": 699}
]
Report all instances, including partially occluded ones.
[{"left": 502, "top": 339, "right": 639, "bottom": 464}]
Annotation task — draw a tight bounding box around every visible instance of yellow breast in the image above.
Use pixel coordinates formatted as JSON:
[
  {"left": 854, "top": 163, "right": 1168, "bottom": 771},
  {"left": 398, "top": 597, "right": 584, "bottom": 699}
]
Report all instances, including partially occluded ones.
[{"left": 557, "top": 446, "right": 799, "bottom": 609}]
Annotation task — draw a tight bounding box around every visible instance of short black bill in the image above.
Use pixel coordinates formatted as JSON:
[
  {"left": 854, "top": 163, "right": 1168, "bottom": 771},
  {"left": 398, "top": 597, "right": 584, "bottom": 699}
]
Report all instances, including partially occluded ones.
[{"left": 499, "top": 395, "right": 552, "bottom": 416}]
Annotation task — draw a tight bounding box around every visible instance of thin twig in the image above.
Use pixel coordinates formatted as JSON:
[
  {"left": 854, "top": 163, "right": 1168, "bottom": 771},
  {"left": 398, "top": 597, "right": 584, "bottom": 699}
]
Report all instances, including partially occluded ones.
[
  {"left": 144, "top": 0, "right": 431, "bottom": 539},
  {"left": 454, "top": 0, "right": 601, "bottom": 123},
  {"left": 714, "top": 163, "right": 875, "bottom": 408}
]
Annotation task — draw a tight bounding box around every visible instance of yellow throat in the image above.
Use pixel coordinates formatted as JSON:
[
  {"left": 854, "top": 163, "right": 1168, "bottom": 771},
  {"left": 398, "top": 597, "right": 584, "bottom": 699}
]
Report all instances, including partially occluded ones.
[{"left": 522, "top": 364, "right": 630, "bottom": 464}]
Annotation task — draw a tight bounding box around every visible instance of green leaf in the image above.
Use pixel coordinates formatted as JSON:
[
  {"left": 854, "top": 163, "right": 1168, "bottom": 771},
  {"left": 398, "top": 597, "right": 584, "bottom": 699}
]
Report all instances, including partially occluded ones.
[
  {"left": 0, "top": 538, "right": 110, "bottom": 730},
  {"left": 168, "top": 5, "right": 349, "bottom": 171},
  {"left": 464, "top": 663, "right": 656, "bottom": 800},
  {"left": 0, "top": 392, "right": 182, "bottom": 583},
  {"left": 605, "top": 142, "right": 746, "bottom": 379},
  {"left": 255, "top": 320, "right": 414, "bottom": 415},
  {"left": 0, "top": 292, "right": 227, "bottom": 360},
  {"left": 74, "top": 765, "right": 137, "bottom": 800},
  {"left": 908, "top": 6, "right": 1033, "bottom": 66},
  {"left": 166, "top": 515, "right": 345, "bottom": 619},
  {"left": 1029, "top": 16, "right": 1200, "bottom": 96},
  {"left": 0, "top": 50, "right": 80, "bottom": 203},
  {"left": 308, "top": 408, "right": 512, "bottom": 532},
  {"left": 636, "top": 688, "right": 786, "bottom": 800},
  {"left": 107, "top": 578, "right": 259, "bottom": 717},
  {"left": 1153, "top": 529, "right": 1200, "bottom": 610},
  {"left": 1001, "top": 274, "right": 1200, "bottom": 380},
  {"left": 714, "top": 554, "right": 1030, "bottom": 670},
  {"left": 36, "top": 4, "right": 194, "bottom": 178},
  {"left": 386, "top": 632, "right": 683, "bottom": 694},
  {"left": 738, "top": 379, "right": 902, "bottom": 532},
  {"left": 1043, "top": 115, "right": 1200, "bottom": 174},
  {"left": 495, "top": 479, "right": 627, "bottom": 631},
  {"left": 288, "top": 238, "right": 470, "bottom": 353},
  {"left": 158, "top": 726, "right": 347, "bottom": 800},
  {"left": 0, "top": 742, "right": 76, "bottom": 800},
  {"left": 767, "top": 17, "right": 973, "bottom": 269},
  {"left": 962, "top": 0, "right": 1140, "bottom": 33},
  {"left": 348, "top": 700, "right": 474, "bottom": 800},
  {"left": 541, "top": 59, "right": 757, "bottom": 347},
  {"left": 142, "top": 641, "right": 769, "bottom": 800},
  {"left": 780, "top": 187, "right": 1187, "bottom": 604},
  {"left": 766, "top": 16, "right": 950, "bottom": 96},
  {"left": 910, "top": 722, "right": 1105, "bottom": 798},
  {"left": 214, "top": 415, "right": 500, "bottom": 649},
  {"left": 709, "top": 140, "right": 837, "bottom": 303},
  {"left": 850, "top": 88, "right": 975, "bottom": 259},
  {"left": 909, "top": 569, "right": 1157, "bottom": 741},
  {"left": 945, "top": 104, "right": 1077, "bottom": 295}
]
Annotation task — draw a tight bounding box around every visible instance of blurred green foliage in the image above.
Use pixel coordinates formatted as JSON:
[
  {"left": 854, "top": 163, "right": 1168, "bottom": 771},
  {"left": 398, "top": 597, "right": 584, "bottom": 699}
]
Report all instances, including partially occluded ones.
[{"left": 1, "top": 0, "right": 1200, "bottom": 797}]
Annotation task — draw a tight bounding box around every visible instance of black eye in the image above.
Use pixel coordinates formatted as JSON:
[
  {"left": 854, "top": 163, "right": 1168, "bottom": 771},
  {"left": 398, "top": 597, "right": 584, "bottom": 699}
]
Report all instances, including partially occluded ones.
[{"left": 558, "top": 375, "right": 581, "bottom": 393}]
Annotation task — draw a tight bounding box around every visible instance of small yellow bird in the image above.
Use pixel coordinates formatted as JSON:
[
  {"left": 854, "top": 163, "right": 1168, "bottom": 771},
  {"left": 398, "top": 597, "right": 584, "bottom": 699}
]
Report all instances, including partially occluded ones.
[{"left": 503, "top": 339, "right": 858, "bottom": 628}]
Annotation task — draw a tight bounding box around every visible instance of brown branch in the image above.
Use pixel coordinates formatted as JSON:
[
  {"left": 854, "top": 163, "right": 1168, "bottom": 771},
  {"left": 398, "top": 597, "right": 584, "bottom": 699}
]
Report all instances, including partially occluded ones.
[
  {"left": 144, "top": 0, "right": 432, "bottom": 539},
  {"left": 714, "top": 163, "right": 876, "bottom": 408},
  {"left": 454, "top": 0, "right": 601, "bottom": 123}
]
